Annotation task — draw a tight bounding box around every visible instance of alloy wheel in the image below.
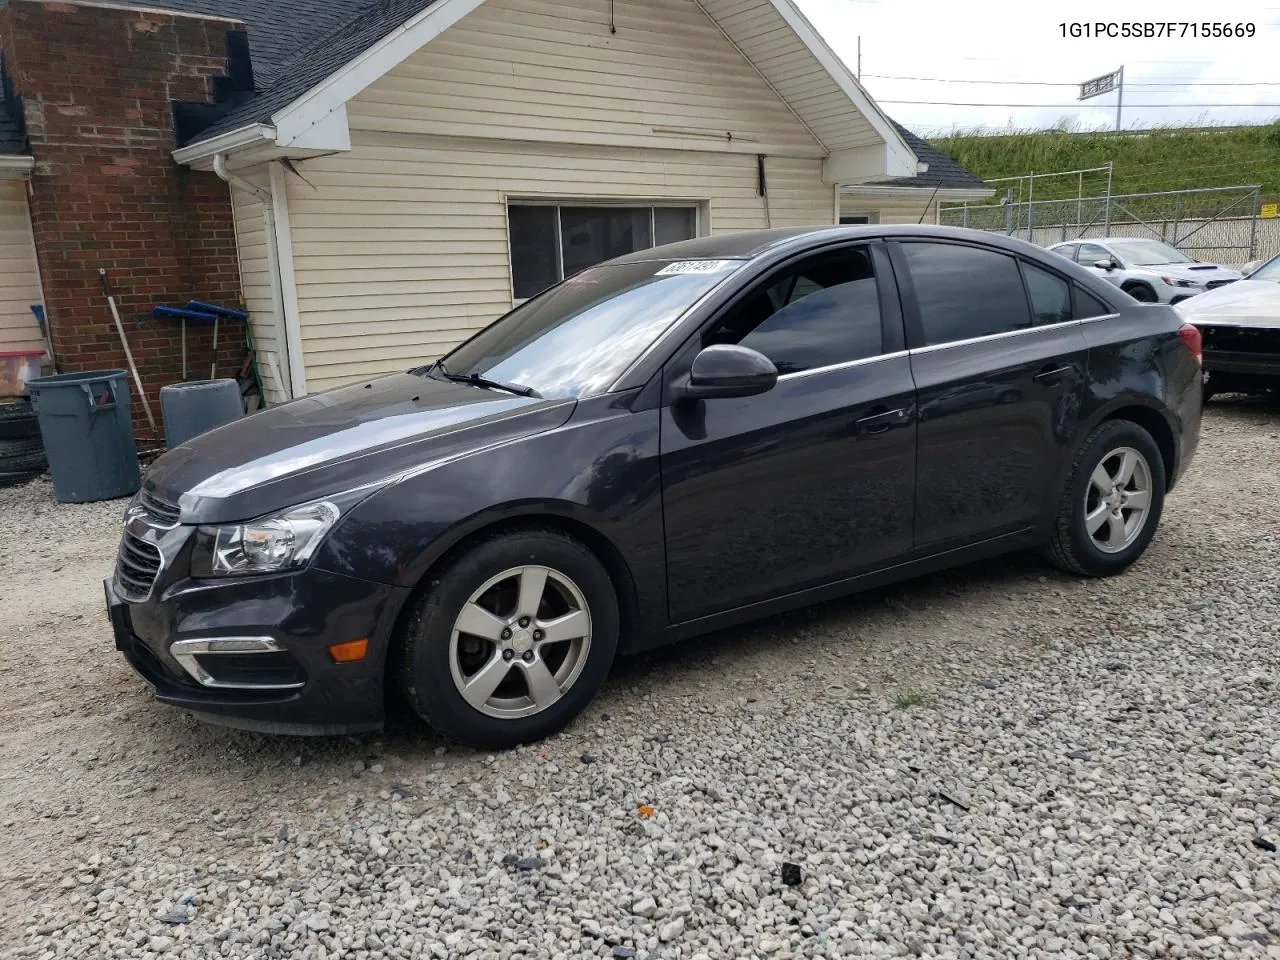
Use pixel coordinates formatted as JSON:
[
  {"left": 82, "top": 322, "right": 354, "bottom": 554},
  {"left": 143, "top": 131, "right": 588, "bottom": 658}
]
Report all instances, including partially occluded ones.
[
  {"left": 448, "top": 565, "right": 593, "bottom": 719},
  {"left": 1083, "top": 446, "right": 1154, "bottom": 554}
]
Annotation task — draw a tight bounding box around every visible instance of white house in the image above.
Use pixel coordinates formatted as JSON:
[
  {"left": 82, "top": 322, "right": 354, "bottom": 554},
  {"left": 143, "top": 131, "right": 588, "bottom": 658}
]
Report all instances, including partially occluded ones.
[{"left": 172, "top": 0, "right": 942, "bottom": 402}]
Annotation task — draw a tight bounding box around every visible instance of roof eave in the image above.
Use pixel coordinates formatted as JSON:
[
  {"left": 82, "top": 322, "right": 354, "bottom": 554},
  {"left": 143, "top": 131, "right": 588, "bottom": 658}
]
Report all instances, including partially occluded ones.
[
  {"left": 172, "top": 123, "right": 276, "bottom": 169},
  {"left": 842, "top": 184, "right": 994, "bottom": 201}
]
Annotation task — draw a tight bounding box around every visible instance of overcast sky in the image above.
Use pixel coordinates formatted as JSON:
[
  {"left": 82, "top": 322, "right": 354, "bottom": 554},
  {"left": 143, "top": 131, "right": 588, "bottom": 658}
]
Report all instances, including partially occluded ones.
[{"left": 795, "top": 0, "right": 1280, "bottom": 135}]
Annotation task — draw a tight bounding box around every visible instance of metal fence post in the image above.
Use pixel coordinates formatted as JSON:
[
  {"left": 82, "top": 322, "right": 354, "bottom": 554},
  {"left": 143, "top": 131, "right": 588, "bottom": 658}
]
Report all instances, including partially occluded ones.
[
  {"left": 1103, "top": 163, "right": 1113, "bottom": 235},
  {"left": 1027, "top": 171, "right": 1035, "bottom": 242},
  {"left": 962, "top": 206, "right": 969, "bottom": 229},
  {"left": 1250, "top": 187, "right": 1260, "bottom": 259}
]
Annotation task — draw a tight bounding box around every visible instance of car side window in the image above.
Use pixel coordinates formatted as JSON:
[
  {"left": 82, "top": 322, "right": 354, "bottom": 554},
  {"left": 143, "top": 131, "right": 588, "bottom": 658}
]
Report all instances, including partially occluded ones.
[
  {"left": 1074, "top": 286, "right": 1112, "bottom": 319},
  {"left": 900, "top": 242, "right": 1031, "bottom": 346},
  {"left": 704, "top": 247, "right": 883, "bottom": 375},
  {"left": 1053, "top": 245, "right": 1078, "bottom": 262},
  {"left": 1021, "top": 262, "right": 1072, "bottom": 326},
  {"left": 1077, "top": 243, "right": 1110, "bottom": 266}
]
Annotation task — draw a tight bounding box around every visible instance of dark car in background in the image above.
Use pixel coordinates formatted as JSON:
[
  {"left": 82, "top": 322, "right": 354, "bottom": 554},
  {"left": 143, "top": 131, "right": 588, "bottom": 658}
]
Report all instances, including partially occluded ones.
[{"left": 107, "top": 225, "right": 1203, "bottom": 749}]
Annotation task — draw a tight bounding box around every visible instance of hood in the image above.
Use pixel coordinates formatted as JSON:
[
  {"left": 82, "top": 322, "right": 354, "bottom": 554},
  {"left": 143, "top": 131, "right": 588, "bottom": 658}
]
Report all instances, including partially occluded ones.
[
  {"left": 143, "top": 372, "right": 576, "bottom": 525},
  {"left": 1150, "top": 262, "right": 1242, "bottom": 282},
  {"left": 1174, "top": 278, "right": 1280, "bottom": 328}
]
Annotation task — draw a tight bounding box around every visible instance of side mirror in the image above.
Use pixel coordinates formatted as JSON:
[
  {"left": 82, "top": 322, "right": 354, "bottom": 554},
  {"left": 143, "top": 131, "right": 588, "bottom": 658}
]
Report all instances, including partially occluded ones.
[
  {"left": 674, "top": 344, "right": 778, "bottom": 401},
  {"left": 1092, "top": 258, "right": 1116, "bottom": 271}
]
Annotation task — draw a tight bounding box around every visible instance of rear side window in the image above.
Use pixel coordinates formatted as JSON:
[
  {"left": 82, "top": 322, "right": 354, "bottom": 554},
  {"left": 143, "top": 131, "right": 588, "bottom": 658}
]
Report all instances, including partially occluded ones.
[
  {"left": 1074, "top": 286, "right": 1112, "bottom": 319},
  {"left": 900, "top": 242, "right": 1031, "bottom": 345},
  {"left": 1077, "top": 243, "right": 1109, "bottom": 266},
  {"left": 1021, "top": 262, "right": 1072, "bottom": 326}
]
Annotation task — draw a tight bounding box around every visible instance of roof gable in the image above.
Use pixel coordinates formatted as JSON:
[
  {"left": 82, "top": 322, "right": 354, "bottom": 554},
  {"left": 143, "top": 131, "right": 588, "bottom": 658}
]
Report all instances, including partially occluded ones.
[{"left": 173, "top": 0, "right": 918, "bottom": 183}]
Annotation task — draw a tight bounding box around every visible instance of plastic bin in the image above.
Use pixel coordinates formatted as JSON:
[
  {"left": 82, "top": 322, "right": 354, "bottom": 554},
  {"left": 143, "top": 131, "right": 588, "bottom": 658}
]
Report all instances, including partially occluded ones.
[
  {"left": 27, "top": 370, "right": 141, "bottom": 503},
  {"left": 160, "top": 378, "right": 244, "bottom": 448},
  {"left": 0, "top": 349, "right": 45, "bottom": 397}
]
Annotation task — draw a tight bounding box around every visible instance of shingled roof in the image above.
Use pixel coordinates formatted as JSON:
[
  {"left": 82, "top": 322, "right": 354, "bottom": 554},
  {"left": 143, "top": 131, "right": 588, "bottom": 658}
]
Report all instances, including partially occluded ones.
[
  {"left": 186, "top": 0, "right": 444, "bottom": 144},
  {"left": 881, "top": 121, "right": 986, "bottom": 190},
  {"left": 145, "top": 1, "right": 378, "bottom": 86}
]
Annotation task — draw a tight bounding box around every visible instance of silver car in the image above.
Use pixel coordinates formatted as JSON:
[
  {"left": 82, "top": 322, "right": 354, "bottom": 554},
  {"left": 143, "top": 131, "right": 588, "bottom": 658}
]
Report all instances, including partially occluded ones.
[{"left": 1047, "top": 238, "right": 1241, "bottom": 305}]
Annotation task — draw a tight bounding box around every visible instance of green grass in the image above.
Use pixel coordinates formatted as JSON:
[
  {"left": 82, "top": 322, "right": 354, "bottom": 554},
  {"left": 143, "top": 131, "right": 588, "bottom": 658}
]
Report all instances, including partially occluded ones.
[{"left": 932, "top": 122, "right": 1280, "bottom": 207}]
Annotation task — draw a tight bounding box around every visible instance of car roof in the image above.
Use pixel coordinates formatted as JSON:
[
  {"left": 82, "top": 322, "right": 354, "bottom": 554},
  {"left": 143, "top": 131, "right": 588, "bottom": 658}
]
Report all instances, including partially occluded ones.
[{"left": 612, "top": 224, "right": 1060, "bottom": 264}]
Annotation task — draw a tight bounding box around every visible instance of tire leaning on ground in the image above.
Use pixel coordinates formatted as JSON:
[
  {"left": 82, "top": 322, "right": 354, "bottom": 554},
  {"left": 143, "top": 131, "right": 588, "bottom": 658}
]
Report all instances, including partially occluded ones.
[
  {"left": 1043, "top": 419, "right": 1167, "bottom": 577},
  {"left": 0, "top": 398, "right": 40, "bottom": 442},
  {"left": 0, "top": 436, "right": 47, "bottom": 478},
  {"left": 398, "top": 527, "right": 619, "bottom": 749}
]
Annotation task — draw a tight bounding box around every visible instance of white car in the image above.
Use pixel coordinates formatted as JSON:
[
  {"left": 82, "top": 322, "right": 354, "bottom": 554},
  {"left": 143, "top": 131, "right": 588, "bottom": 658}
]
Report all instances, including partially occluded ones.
[
  {"left": 1174, "top": 253, "right": 1280, "bottom": 400},
  {"left": 1047, "top": 238, "right": 1242, "bottom": 305}
]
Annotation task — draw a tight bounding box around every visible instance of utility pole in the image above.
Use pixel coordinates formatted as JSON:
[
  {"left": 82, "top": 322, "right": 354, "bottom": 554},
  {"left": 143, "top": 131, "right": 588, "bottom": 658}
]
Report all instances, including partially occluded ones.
[{"left": 1115, "top": 65, "right": 1124, "bottom": 132}]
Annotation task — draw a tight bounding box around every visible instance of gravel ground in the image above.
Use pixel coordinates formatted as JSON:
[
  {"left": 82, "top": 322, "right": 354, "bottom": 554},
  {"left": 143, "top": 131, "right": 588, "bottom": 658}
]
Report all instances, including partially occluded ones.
[{"left": 2, "top": 398, "right": 1279, "bottom": 960}]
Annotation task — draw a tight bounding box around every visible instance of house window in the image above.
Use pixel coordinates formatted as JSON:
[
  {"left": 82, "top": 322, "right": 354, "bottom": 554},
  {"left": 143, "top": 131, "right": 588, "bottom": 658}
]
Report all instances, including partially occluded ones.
[
  {"left": 507, "top": 202, "right": 699, "bottom": 299},
  {"left": 840, "top": 213, "right": 879, "bottom": 225}
]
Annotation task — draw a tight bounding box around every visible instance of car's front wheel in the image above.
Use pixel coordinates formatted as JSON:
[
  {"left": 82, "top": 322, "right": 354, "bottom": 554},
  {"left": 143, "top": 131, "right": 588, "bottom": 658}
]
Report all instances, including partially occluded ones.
[
  {"left": 397, "top": 528, "right": 618, "bottom": 749},
  {"left": 1043, "top": 420, "right": 1166, "bottom": 576}
]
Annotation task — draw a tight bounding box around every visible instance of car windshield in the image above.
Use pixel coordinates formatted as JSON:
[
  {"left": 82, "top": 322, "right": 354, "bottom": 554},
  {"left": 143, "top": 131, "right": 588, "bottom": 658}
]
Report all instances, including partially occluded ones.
[
  {"left": 1109, "top": 240, "right": 1194, "bottom": 266},
  {"left": 1249, "top": 256, "right": 1280, "bottom": 283},
  {"left": 435, "top": 260, "right": 742, "bottom": 400}
]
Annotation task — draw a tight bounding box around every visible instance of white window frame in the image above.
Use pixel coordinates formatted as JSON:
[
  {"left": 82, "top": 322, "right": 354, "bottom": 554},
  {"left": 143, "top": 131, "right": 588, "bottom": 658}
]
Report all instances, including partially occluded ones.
[{"left": 504, "top": 197, "right": 710, "bottom": 304}]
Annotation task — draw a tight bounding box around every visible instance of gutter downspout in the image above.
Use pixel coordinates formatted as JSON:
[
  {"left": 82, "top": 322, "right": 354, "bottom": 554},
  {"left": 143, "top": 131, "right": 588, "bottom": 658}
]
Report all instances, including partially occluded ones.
[{"left": 212, "top": 153, "right": 298, "bottom": 401}]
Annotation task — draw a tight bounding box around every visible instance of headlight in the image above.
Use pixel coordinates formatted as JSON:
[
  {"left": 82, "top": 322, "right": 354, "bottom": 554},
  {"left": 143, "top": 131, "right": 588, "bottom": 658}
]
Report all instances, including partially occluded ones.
[
  {"left": 193, "top": 500, "right": 340, "bottom": 577},
  {"left": 1161, "top": 276, "right": 1200, "bottom": 289}
]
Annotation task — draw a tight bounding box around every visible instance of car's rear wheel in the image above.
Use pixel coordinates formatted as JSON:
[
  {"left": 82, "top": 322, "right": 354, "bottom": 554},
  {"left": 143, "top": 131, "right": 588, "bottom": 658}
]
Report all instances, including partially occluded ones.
[
  {"left": 398, "top": 528, "right": 618, "bottom": 749},
  {"left": 1043, "top": 420, "right": 1166, "bottom": 577},
  {"left": 1124, "top": 283, "right": 1158, "bottom": 303}
]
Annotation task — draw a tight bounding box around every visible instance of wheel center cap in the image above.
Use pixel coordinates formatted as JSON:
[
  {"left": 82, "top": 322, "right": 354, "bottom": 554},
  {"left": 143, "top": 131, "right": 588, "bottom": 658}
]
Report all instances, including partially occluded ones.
[{"left": 510, "top": 628, "right": 533, "bottom": 653}]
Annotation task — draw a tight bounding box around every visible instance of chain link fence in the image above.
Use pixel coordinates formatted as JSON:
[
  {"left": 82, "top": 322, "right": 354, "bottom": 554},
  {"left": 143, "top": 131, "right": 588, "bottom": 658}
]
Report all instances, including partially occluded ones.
[{"left": 940, "top": 185, "right": 1271, "bottom": 266}]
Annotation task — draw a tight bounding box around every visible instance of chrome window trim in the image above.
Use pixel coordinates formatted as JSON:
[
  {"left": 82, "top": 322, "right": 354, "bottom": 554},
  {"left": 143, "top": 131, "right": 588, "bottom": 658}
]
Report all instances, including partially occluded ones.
[
  {"left": 169, "top": 637, "right": 305, "bottom": 691},
  {"left": 909, "top": 314, "right": 1120, "bottom": 355},
  {"left": 777, "top": 349, "right": 909, "bottom": 381}
]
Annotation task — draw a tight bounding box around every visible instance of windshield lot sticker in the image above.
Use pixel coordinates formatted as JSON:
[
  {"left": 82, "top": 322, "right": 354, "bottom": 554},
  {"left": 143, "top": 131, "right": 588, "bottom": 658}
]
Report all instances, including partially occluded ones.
[{"left": 656, "top": 260, "right": 739, "bottom": 275}]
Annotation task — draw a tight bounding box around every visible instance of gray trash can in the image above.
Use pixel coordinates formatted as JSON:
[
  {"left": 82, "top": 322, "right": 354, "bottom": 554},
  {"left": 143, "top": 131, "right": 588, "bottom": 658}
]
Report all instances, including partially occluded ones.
[
  {"left": 160, "top": 378, "right": 244, "bottom": 448},
  {"left": 27, "top": 369, "right": 141, "bottom": 503}
]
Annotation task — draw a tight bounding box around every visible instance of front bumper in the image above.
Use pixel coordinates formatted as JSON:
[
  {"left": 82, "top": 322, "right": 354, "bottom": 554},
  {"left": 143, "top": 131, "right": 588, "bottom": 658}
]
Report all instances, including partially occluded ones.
[{"left": 107, "top": 568, "right": 410, "bottom": 736}]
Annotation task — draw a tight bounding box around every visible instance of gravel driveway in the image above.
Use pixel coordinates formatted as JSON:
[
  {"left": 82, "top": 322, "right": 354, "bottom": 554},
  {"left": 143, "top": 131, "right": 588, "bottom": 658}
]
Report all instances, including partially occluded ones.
[{"left": 2, "top": 399, "right": 1278, "bottom": 960}]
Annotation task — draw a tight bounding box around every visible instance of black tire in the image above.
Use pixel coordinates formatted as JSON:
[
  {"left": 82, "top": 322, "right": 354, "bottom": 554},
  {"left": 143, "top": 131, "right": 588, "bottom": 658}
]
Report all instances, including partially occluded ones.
[
  {"left": 0, "top": 470, "right": 42, "bottom": 488},
  {"left": 397, "top": 527, "right": 619, "bottom": 749},
  {"left": 0, "top": 399, "right": 39, "bottom": 441},
  {"left": 1124, "top": 283, "right": 1157, "bottom": 303},
  {"left": 1043, "top": 419, "right": 1166, "bottom": 577},
  {"left": 1202, "top": 382, "right": 1215, "bottom": 404},
  {"left": 0, "top": 437, "right": 46, "bottom": 476}
]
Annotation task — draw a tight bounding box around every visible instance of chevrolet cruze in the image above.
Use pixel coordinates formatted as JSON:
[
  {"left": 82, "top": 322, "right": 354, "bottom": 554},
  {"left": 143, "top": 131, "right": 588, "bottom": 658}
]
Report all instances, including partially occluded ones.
[{"left": 108, "top": 226, "right": 1203, "bottom": 748}]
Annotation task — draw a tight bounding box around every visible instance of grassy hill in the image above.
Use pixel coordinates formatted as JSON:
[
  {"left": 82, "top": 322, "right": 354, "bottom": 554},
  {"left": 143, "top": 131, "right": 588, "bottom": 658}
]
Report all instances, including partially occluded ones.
[{"left": 932, "top": 124, "right": 1280, "bottom": 207}]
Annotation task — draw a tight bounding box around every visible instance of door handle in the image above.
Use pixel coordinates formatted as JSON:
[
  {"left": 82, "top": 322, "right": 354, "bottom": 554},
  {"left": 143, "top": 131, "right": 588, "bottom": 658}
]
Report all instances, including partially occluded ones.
[
  {"left": 855, "top": 407, "right": 908, "bottom": 434},
  {"left": 1033, "top": 364, "right": 1073, "bottom": 385}
]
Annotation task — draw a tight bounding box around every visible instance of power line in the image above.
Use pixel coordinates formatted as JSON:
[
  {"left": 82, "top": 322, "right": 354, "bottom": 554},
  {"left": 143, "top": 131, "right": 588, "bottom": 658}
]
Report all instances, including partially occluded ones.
[
  {"left": 881, "top": 100, "right": 1280, "bottom": 108},
  {"left": 865, "top": 74, "right": 1280, "bottom": 87}
]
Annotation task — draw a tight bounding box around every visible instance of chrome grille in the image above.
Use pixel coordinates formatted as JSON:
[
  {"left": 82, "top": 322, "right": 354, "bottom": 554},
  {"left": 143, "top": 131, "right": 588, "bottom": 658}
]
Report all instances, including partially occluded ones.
[
  {"left": 115, "top": 530, "right": 163, "bottom": 601},
  {"left": 139, "top": 488, "right": 181, "bottom": 525}
]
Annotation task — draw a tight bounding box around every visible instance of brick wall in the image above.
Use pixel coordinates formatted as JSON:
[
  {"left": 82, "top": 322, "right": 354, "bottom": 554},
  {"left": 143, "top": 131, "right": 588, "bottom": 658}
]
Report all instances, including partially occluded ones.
[{"left": 2, "top": 0, "right": 245, "bottom": 442}]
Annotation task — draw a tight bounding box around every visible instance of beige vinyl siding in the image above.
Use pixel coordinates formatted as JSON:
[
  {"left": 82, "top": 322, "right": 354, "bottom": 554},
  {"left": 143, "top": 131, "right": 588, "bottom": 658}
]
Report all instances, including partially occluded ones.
[
  {"left": 347, "top": 0, "right": 825, "bottom": 158},
  {"left": 229, "top": 175, "right": 289, "bottom": 404},
  {"left": 0, "top": 181, "right": 45, "bottom": 354},
  {"left": 288, "top": 0, "right": 838, "bottom": 393},
  {"left": 289, "top": 133, "right": 833, "bottom": 391},
  {"left": 843, "top": 193, "right": 940, "bottom": 225}
]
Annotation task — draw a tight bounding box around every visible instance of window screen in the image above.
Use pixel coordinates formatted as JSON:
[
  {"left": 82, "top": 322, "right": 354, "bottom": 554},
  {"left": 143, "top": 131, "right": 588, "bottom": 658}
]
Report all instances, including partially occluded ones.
[
  {"left": 901, "top": 242, "right": 1031, "bottom": 345},
  {"left": 706, "top": 247, "right": 882, "bottom": 375},
  {"left": 508, "top": 206, "right": 559, "bottom": 299},
  {"left": 1022, "top": 262, "right": 1072, "bottom": 326}
]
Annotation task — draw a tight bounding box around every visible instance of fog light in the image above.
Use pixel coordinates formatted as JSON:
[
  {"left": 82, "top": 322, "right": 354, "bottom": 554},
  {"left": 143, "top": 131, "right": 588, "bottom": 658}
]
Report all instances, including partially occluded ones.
[{"left": 329, "top": 638, "right": 369, "bottom": 663}]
